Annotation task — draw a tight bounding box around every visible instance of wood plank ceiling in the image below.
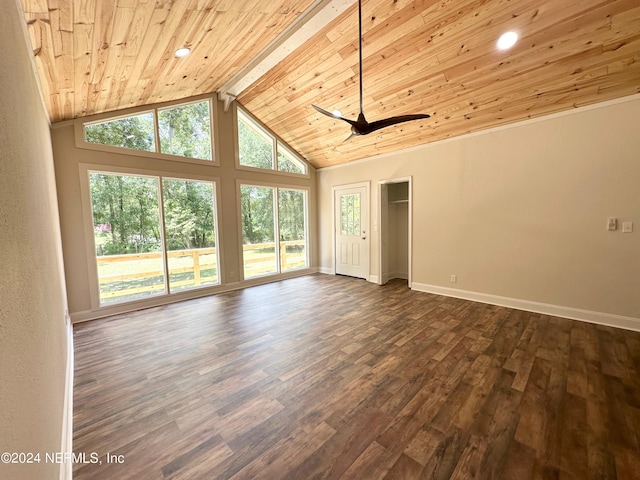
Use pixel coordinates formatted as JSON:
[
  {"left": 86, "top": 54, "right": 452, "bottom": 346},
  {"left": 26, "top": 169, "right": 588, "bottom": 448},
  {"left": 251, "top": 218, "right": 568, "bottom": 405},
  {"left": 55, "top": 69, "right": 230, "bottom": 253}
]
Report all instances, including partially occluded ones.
[
  {"left": 20, "top": 0, "right": 640, "bottom": 168},
  {"left": 19, "top": 0, "right": 317, "bottom": 119}
]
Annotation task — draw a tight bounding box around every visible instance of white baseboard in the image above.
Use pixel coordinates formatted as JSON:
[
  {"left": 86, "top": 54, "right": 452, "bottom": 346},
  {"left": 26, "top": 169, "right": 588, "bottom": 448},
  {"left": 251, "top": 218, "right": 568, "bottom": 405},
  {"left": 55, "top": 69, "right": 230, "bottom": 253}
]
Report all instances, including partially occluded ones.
[
  {"left": 318, "top": 267, "right": 334, "bottom": 275},
  {"left": 411, "top": 282, "right": 640, "bottom": 332},
  {"left": 60, "top": 321, "right": 74, "bottom": 480},
  {"left": 369, "top": 274, "right": 379, "bottom": 284},
  {"left": 389, "top": 272, "right": 408, "bottom": 280}
]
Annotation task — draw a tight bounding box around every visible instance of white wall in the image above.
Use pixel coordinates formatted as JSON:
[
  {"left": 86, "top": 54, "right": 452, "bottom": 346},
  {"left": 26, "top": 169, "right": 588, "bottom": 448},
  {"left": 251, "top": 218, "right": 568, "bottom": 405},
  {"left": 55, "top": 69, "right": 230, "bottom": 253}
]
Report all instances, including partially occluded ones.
[
  {"left": 318, "top": 96, "right": 640, "bottom": 328},
  {"left": 388, "top": 202, "right": 408, "bottom": 279},
  {"left": 0, "top": 2, "right": 71, "bottom": 479}
]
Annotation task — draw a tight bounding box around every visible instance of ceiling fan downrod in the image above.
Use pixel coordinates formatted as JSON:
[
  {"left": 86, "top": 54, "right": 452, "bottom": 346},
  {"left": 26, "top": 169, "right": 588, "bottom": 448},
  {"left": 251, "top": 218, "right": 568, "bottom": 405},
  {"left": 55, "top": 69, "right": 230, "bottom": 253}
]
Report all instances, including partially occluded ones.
[{"left": 312, "top": 0, "right": 430, "bottom": 140}]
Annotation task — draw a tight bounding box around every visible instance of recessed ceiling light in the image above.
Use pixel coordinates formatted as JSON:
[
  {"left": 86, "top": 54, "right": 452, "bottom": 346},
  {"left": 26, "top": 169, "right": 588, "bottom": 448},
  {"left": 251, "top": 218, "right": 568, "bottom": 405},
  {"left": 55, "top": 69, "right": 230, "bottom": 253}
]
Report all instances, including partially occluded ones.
[
  {"left": 497, "top": 31, "right": 518, "bottom": 50},
  {"left": 332, "top": 109, "right": 342, "bottom": 118},
  {"left": 174, "top": 47, "right": 191, "bottom": 58}
]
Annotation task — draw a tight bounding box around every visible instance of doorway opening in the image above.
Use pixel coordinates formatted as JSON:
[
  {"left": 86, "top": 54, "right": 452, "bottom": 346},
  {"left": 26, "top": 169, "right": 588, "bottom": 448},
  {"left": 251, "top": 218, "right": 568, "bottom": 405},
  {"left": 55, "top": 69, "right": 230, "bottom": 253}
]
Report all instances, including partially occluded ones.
[{"left": 379, "top": 177, "right": 411, "bottom": 288}]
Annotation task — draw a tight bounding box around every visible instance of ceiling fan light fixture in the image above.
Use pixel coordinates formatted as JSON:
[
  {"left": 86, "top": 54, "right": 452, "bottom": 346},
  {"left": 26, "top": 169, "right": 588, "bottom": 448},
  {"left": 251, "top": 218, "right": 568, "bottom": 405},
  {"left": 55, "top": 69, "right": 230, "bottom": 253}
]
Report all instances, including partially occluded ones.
[
  {"left": 332, "top": 109, "right": 342, "bottom": 117},
  {"left": 174, "top": 47, "right": 191, "bottom": 58},
  {"left": 497, "top": 31, "right": 518, "bottom": 50}
]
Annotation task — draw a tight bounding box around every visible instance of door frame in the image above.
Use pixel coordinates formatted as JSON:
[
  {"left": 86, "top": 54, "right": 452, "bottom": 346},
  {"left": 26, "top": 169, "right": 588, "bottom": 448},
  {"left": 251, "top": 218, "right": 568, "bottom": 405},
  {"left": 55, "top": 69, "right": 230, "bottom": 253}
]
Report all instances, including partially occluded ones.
[
  {"left": 378, "top": 176, "right": 412, "bottom": 288},
  {"left": 332, "top": 181, "right": 370, "bottom": 280}
]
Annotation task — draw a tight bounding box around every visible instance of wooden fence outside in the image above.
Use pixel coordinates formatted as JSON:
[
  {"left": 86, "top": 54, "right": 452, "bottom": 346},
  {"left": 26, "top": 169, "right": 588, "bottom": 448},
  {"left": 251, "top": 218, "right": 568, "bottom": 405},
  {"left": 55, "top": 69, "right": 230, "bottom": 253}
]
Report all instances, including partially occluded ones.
[
  {"left": 97, "top": 241, "right": 306, "bottom": 301},
  {"left": 242, "top": 240, "right": 306, "bottom": 275},
  {"left": 97, "top": 247, "right": 217, "bottom": 301}
]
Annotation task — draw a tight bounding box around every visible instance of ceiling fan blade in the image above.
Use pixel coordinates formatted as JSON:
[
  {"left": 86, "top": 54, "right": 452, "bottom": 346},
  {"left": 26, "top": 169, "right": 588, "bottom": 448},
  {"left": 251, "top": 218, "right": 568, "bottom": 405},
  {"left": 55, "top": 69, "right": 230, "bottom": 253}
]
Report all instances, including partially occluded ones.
[
  {"left": 365, "top": 113, "right": 431, "bottom": 134},
  {"left": 344, "top": 132, "right": 358, "bottom": 141},
  {"left": 312, "top": 104, "right": 358, "bottom": 127},
  {"left": 312, "top": 104, "right": 338, "bottom": 118}
]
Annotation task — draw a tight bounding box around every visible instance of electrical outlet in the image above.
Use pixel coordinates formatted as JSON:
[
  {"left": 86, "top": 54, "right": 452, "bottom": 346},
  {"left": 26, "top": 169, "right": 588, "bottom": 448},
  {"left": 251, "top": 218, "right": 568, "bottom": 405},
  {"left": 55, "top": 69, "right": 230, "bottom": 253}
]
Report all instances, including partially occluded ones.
[
  {"left": 450, "top": 274, "right": 457, "bottom": 283},
  {"left": 622, "top": 221, "right": 633, "bottom": 233}
]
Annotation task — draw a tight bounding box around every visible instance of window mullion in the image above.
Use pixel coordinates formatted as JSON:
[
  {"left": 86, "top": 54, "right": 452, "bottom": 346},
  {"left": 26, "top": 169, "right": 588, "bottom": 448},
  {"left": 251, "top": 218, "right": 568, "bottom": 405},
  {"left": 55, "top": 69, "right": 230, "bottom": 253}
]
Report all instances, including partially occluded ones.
[
  {"left": 208, "top": 99, "right": 215, "bottom": 161},
  {"left": 157, "top": 177, "right": 170, "bottom": 295},
  {"left": 153, "top": 108, "right": 161, "bottom": 154},
  {"left": 273, "top": 187, "right": 281, "bottom": 273},
  {"left": 303, "top": 191, "right": 309, "bottom": 268}
]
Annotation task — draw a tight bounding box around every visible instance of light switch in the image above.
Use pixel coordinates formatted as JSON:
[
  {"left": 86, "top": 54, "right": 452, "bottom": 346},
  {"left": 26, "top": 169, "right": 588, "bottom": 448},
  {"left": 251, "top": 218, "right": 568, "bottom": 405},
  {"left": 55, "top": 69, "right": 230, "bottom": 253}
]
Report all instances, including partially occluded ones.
[
  {"left": 607, "top": 217, "right": 617, "bottom": 231},
  {"left": 622, "top": 221, "right": 633, "bottom": 233}
]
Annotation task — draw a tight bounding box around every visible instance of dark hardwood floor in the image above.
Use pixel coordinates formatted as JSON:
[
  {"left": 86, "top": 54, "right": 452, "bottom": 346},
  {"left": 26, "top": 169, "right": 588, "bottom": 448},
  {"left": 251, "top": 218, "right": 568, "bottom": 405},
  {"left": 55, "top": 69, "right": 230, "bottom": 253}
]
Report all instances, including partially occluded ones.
[{"left": 72, "top": 275, "right": 640, "bottom": 479}]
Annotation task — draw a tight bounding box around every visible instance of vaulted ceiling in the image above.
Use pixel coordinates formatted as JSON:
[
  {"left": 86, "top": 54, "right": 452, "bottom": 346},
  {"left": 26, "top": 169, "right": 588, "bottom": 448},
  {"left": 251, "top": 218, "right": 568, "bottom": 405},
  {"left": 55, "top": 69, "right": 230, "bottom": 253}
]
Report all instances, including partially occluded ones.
[{"left": 19, "top": 0, "right": 640, "bottom": 168}]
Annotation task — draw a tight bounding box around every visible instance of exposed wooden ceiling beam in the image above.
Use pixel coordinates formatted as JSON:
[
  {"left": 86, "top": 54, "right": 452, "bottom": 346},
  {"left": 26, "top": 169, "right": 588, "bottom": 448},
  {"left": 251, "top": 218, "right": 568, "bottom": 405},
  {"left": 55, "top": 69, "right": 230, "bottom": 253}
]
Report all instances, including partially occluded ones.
[{"left": 217, "top": 0, "right": 356, "bottom": 110}]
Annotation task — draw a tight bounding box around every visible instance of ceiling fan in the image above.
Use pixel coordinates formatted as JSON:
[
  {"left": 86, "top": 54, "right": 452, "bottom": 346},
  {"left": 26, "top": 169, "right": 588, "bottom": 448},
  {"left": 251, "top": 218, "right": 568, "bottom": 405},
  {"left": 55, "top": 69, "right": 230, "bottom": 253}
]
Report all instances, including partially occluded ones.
[{"left": 313, "top": 0, "right": 430, "bottom": 140}]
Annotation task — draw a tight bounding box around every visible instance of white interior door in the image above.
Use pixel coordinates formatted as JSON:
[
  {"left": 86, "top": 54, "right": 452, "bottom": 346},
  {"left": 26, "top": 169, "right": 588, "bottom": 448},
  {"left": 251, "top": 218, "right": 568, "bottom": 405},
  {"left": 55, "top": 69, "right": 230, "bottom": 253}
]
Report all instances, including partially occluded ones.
[{"left": 334, "top": 185, "right": 369, "bottom": 279}]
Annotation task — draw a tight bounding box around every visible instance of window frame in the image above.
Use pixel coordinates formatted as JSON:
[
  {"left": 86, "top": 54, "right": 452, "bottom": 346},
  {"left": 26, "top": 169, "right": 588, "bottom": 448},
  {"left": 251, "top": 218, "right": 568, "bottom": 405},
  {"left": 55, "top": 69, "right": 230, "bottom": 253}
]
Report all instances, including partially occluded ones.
[
  {"left": 74, "top": 96, "right": 219, "bottom": 166},
  {"left": 234, "top": 106, "right": 310, "bottom": 178},
  {"left": 79, "top": 163, "right": 223, "bottom": 310},
  {"left": 236, "top": 179, "right": 310, "bottom": 281}
]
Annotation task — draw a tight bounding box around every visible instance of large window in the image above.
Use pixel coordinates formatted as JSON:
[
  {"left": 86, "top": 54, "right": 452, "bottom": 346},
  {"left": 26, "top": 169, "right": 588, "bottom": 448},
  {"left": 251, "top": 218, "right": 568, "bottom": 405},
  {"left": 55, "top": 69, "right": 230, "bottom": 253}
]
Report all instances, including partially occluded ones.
[
  {"left": 90, "top": 173, "right": 165, "bottom": 303},
  {"left": 240, "top": 184, "right": 308, "bottom": 279},
  {"left": 83, "top": 99, "right": 213, "bottom": 162},
  {"left": 278, "top": 188, "right": 307, "bottom": 272},
  {"left": 237, "top": 108, "right": 307, "bottom": 175},
  {"left": 158, "top": 102, "right": 212, "bottom": 160},
  {"left": 237, "top": 112, "right": 274, "bottom": 170},
  {"left": 89, "top": 171, "right": 220, "bottom": 305},
  {"left": 240, "top": 185, "right": 277, "bottom": 277},
  {"left": 162, "top": 179, "right": 219, "bottom": 292},
  {"left": 85, "top": 111, "right": 156, "bottom": 152}
]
